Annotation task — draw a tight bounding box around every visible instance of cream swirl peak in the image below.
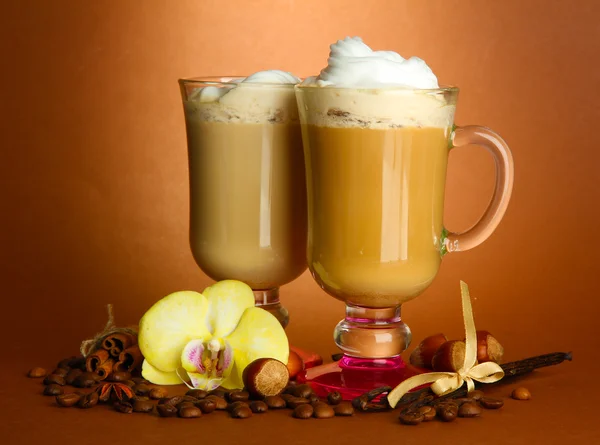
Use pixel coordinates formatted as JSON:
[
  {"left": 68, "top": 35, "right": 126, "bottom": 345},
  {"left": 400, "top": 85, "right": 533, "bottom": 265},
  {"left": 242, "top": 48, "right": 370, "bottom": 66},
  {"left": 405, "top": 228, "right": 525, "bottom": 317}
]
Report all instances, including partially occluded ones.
[{"left": 306, "top": 37, "right": 438, "bottom": 89}]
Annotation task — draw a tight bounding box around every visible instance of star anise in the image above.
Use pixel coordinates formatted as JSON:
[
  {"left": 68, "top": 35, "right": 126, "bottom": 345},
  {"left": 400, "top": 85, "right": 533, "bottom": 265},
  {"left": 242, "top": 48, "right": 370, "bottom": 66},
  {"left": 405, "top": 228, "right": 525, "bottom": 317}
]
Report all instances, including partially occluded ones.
[{"left": 95, "top": 382, "right": 134, "bottom": 403}]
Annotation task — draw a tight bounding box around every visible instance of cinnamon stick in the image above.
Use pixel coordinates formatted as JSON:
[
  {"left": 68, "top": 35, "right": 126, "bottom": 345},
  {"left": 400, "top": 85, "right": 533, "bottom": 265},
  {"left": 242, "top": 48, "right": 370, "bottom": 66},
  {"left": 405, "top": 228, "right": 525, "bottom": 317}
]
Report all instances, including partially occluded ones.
[
  {"left": 86, "top": 349, "right": 110, "bottom": 373},
  {"left": 113, "top": 345, "right": 143, "bottom": 373},
  {"left": 95, "top": 358, "right": 115, "bottom": 380},
  {"left": 102, "top": 333, "right": 136, "bottom": 358}
]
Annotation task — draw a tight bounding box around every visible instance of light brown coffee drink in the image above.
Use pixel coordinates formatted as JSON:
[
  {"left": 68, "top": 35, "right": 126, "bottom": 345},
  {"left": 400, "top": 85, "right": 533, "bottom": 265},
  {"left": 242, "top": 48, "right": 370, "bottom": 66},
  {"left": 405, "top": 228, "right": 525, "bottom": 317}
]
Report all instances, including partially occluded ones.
[{"left": 182, "top": 79, "right": 307, "bottom": 290}]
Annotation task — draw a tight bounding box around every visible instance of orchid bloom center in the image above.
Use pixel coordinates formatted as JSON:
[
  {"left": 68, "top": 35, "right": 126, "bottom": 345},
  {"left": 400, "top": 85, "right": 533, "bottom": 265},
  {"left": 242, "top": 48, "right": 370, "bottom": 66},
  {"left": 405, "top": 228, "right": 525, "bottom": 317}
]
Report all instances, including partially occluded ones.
[{"left": 180, "top": 337, "right": 234, "bottom": 390}]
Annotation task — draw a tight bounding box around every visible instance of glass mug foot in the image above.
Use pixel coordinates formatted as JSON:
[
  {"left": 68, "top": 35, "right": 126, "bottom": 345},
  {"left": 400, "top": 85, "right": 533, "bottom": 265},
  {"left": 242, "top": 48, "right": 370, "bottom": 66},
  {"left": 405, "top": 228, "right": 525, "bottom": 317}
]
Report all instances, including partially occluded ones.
[{"left": 297, "top": 355, "right": 423, "bottom": 400}]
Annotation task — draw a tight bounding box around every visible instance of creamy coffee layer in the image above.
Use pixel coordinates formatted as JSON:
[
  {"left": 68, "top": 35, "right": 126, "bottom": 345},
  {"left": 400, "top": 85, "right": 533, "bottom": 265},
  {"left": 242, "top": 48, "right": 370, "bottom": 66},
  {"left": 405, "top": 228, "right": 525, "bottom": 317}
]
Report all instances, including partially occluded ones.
[
  {"left": 298, "top": 87, "right": 456, "bottom": 129},
  {"left": 185, "top": 70, "right": 300, "bottom": 124}
]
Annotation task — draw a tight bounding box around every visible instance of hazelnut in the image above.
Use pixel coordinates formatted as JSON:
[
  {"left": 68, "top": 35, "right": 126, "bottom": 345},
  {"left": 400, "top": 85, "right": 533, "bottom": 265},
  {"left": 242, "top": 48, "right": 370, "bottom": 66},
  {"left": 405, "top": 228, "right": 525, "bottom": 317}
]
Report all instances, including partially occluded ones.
[
  {"left": 409, "top": 333, "right": 448, "bottom": 369},
  {"left": 511, "top": 387, "right": 531, "bottom": 400},
  {"left": 286, "top": 349, "right": 304, "bottom": 379},
  {"left": 432, "top": 340, "right": 466, "bottom": 372},
  {"left": 242, "top": 358, "right": 289, "bottom": 399},
  {"left": 475, "top": 330, "right": 504, "bottom": 363}
]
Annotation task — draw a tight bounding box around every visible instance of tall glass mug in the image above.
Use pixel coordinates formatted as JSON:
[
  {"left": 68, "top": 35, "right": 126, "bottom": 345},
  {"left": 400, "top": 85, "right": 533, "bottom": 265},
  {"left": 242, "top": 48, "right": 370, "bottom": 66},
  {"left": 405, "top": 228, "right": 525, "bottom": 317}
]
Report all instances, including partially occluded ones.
[
  {"left": 179, "top": 78, "right": 307, "bottom": 327},
  {"left": 295, "top": 85, "right": 514, "bottom": 397}
]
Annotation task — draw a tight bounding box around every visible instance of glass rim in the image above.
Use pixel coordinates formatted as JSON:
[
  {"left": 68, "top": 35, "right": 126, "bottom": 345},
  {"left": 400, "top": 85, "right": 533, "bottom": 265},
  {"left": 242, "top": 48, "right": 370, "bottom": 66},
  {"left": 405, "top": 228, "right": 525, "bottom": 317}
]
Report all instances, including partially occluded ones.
[
  {"left": 295, "top": 84, "right": 459, "bottom": 93},
  {"left": 178, "top": 76, "right": 298, "bottom": 87}
]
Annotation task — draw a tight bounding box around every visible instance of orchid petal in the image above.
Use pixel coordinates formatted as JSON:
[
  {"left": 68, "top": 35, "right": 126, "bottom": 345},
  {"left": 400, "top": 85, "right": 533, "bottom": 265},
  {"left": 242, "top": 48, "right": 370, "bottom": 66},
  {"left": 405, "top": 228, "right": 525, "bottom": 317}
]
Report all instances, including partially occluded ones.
[
  {"left": 225, "top": 307, "right": 289, "bottom": 389},
  {"left": 138, "top": 290, "right": 210, "bottom": 372},
  {"left": 204, "top": 280, "right": 255, "bottom": 337},
  {"left": 181, "top": 339, "right": 205, "bottom": 373},
  {"left": 141, "top": 359, "right": 187, "bottom": 385}
]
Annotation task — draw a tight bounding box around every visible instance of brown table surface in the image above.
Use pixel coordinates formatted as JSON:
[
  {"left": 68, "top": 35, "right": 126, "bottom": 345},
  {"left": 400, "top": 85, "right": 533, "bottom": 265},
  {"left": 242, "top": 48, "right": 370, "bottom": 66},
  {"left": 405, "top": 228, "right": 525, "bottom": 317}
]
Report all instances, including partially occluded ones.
[{"left": 3, "top": 349, "right": 595, "bottom": 445}]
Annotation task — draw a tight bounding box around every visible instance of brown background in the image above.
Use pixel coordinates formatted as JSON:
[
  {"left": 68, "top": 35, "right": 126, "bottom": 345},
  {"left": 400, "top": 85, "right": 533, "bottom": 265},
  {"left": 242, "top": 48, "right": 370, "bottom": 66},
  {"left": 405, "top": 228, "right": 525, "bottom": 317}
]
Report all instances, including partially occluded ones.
[{"left": 1, "top": 1, "right": 599, "bottom": 443}]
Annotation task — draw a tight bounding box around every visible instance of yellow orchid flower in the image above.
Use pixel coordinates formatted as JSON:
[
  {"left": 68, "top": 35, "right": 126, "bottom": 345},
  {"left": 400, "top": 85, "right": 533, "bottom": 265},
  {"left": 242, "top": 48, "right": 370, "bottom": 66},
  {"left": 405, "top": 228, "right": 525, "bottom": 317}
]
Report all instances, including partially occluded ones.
[{"left": 138, "top": 280, "right": 289, "bottom": 390}]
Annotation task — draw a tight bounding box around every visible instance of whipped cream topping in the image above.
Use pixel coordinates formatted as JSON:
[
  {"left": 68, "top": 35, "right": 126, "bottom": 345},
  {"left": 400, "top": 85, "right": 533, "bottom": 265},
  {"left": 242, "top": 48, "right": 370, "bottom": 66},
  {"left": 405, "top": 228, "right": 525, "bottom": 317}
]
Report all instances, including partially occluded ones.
[
  {"left": 305, "top": 37, "right": 438, "bottom": 89},
  {"left": 185, "top": 70, "right": 301, "bottom": 124}
]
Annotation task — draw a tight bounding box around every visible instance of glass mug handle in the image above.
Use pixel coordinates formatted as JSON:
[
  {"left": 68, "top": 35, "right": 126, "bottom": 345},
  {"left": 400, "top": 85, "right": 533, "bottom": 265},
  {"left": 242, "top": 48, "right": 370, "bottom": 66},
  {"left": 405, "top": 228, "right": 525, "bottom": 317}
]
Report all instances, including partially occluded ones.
[{"left": 445, "top": 125, "right": 515, "bottom": 253}]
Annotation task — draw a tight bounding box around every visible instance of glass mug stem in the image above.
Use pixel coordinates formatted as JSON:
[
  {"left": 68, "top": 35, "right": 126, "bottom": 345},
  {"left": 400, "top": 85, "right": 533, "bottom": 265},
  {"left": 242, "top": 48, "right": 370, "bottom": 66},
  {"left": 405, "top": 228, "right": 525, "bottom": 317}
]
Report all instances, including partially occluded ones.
[
  {"left": 334, "top": 304, "right": 411, "bottom": 358},
  {"left": 253, "top": 288, "right": 289, "bottom": 329}
]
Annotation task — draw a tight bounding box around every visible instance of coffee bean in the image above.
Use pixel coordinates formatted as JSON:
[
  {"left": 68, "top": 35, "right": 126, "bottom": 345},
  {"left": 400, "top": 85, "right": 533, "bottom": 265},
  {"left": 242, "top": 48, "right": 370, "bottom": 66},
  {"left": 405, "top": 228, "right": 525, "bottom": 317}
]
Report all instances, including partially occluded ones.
[
  {"left": 208, "top": 388, "right": 227, "bottom": 398},
  {"left": 78, "top": 392, "right": 99, "bottom": 409},
  {"left": 131, "top": 377, "right": 149, "bottom": 385},
  {"left": 399, "top": 410, "right": 424, "bottom": 425},
  {"left": 108, "top": 372, "right": 131, "bottom": 382},
  {"left": 479, "top": 397, "right": 504, "bottom": 409},
  {"left": 52, "top": 368, "right": 69, "bottom": 378},
  {"left": 437, "top": 404, "right": 458, "bottom": 422},
  {"left": 264, "top": 395, "right": 286, "bottom": 409},
  {"left": 280, "top": 393, "right": 296, "bottom": 405},
  {"left": 511, "top": 387, "right": 531, "bottom": 400},
  {"left": 65, "top": 369, "right": 83, "bottom": 385},
  {"left": 149, "top": 387, "right": 168, "bottom": 400},
  {"left": 28, "top": 367, "right": 47, "bottom": 378},
  {"left": 249, "top": 401, "right": 268, "bottom": 414},
  {"left": 132, "top": 398, "right": 154, "bottom": 413},
  {"left": 186, "top": 389, "right": 208, "bottom": 399},
  {"left": 292, "top": 384, "right": 313, "bottom": 399},
  {"left": 57, "top": 357, "right": 76, "bottom": 369},
  {"left": 176, "top": 402, "right": 196, "bottom": 410},
  {"left": 134, "top": 396, "right": 150, "bottom": 401},
  {"left": 418, "top": 405, "right": 436, "bottom": 421},
  {"left": 468, "top": 390, "right": 484, "bottom": 401},
  {"left": 327, "top": 391, "right": 342, "bottom": 405},
  {"left": 68, "top": 357, "right": 87, "bottom": 370},
  {"left": 308, "top": 393, "right": 321, "bottom": 404},
  {"left": 227, "top": 401, "right": 249, "bottom": 413},
  {"left": 293, "top": 404, "right": 314, "bottom": 419},
  {"left": 283, "top": 384, "right": 297, "bottom": 395},
  {"left": 287, "top": 397, "right": 309, "bottom": 409},
  {"left": 133, "top": 383, "right": 150, "bottom": 396},
  {"left": 43, "top": 384, "right": 64, "bottom": 396},
  {"left": 157, "top": 404, "right": 178, "bottom": 417},
  {"left": 227, "top": 390, "right": 250, "bottom": 403},
  {"left": 44, "top": 374, "right": 66, "bottom": 386},
  {"left": 74, "top": 373, "right": 100, "bottom": 388},
  {"left": 114, "top": 401, "right": 133, "bottom": 414},
  {"left": 313, "top": 403, "right": 334, "bottom": 419},
  {"left": 455, "top": 397, "right": 475, "bottom": 406},
  {"left": 458, "top": 402, "right": 482, "bottom": 418},
  {"left": 205, "top": 395, "right": 228, "bottom": 410},
  {"left": 56, "top": 393, "right": 81, "bottom": 407},
  {"left": 231, "top": 405, "right": 252, "bottom": 419},
  {"left": 333, "top": 401, "right": 354, "bottom": 416},
  {"left": 158, "top": 395, "right": 185, "bottom": 406},
  {"left": 179, "top": 405, "right": 202, "bottom": 418},
  {"left": 196, "top": 399, "right": 216, "bottom": 414}
]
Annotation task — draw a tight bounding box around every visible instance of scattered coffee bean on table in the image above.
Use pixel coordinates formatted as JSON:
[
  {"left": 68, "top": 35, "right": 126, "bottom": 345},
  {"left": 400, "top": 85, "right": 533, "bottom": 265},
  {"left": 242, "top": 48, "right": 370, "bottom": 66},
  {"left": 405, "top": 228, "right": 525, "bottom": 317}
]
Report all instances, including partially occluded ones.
[
  {"left": 133, "top": 398, "right": 154, "bottom": 413},
  {"left": 78, "top": 392, "right": 99, "bottom": 409},
  {"left": 205, "top": 395, "right": 228, "bottom": 410},
  {"left": 114, "top": 401, "right": 133, "bottom": 414},
  {"left": 43, "top": 384, "right": 64, "bottom": 396},
  {"left": 250, "top": 401, "right": 268, "bottom": 413},
  {"left": 287, "top": 397, "right": 310, "bottom": 409},
  {"left": 292, "top": 384, "right": 313, "bottom": 399},
  {"left": 399, "top": 410, "right": 424, "bottom": 425},
  {"left": 179, "top": 406, "right": 202, "bottom": 418},
  {"left": 468, "top": 390, "right": 484, "bottom": 401},
  {"left": 133, "top": 383, "right": 150, "bottom": 396},
  {"left": 44, "top": 374, "right": 66, "bottom": 386},
  {"left": 186, "top": 389, "right": 208, "bottom": 399},
  {"left": 56, "top": 393, "right": 81, "bottom": 407},
  {"left": 108, "top": 372, "right": 131, "bottom": 382},
  {"left": 65, "top": 369, "right": 83, "bottom": 385},
  {"left": 437, "top": 404, "right": 458, "bottom": 422},
  {"left": 458, "top": 402, "right": 482, "bottom": 418},
  {"left": 327, "top": 391, "right": 342, "bottom": 405},
  {"left": 479, "top": 397, "right": 504, "bottom": 409},
  {"left": 51, "top": 368, "right": 69, "bottom": 378},
  {"left": 149, "top": 387, "right": 168, "bottom": 400},
  {"left": 196, "top": 399, "right": 216, "bottom": 414},
  {"left": 265, "top": 395, "right": 286, "bottom": 409},
  {"left": 157, "top": 404, "right": 178, "bottom": 417},
  {"left": 511, "top": 387, "right": 531, "bottom": 400},
  {"left": 231, "top": 405, "right": 252, "bottom": 419},
  {"left": 333, "top": 401, "right": 354, "bottom": 416},
  {"left": 28, "top": 367, "right": 47, "bottom": 378},
  {"left": 227, "top": 390, "right": 250, "bottom": 403},
  {"left": 419, "top": 406, "right": 436, "bottom": 421},
  {"left": 293, "top": 404, "right": 314, "bottom": 419},
  {"left": 313, "top": 403, "right": 335, "bottom": 419}
]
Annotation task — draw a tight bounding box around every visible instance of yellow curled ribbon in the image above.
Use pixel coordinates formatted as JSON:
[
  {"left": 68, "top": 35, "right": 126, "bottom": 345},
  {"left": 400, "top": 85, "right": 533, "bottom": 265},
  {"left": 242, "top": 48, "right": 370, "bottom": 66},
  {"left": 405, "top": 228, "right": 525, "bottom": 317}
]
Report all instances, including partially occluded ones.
[{"left": 387, "top": 281, "right": 504, "bottom": 408}]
